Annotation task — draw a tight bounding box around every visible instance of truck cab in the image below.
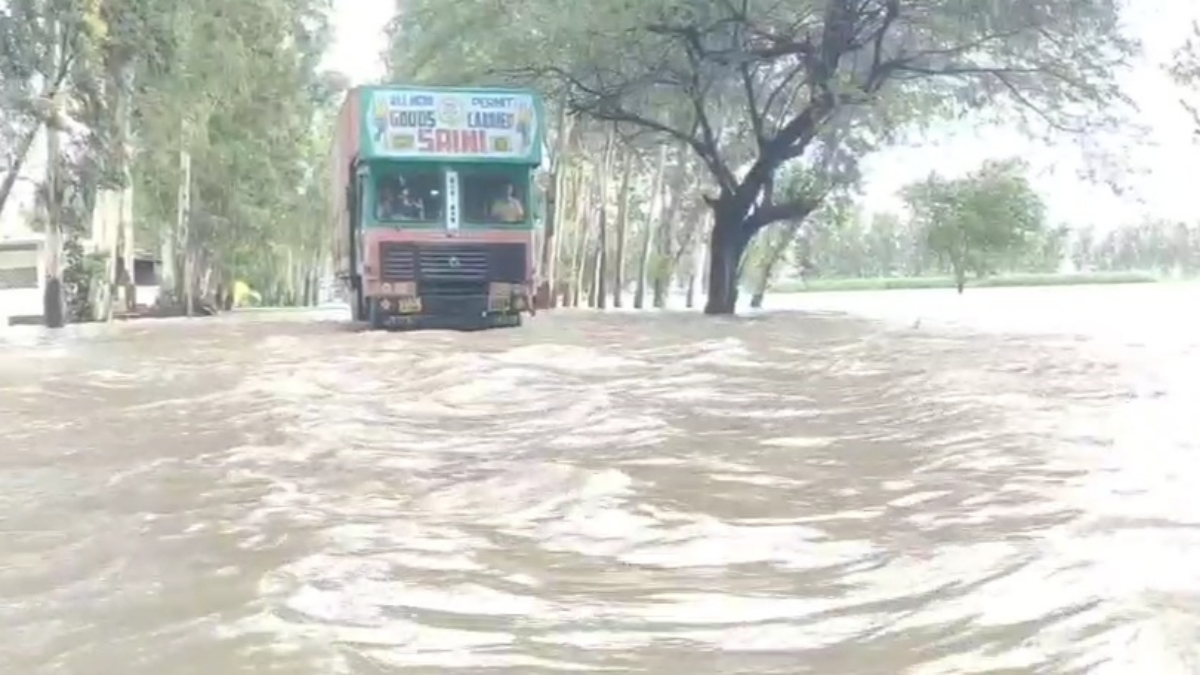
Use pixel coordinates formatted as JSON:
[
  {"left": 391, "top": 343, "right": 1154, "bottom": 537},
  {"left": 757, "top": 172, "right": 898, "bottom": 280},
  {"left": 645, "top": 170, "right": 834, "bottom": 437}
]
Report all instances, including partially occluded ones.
[{"left": 331, "top": 86, "right": 543, "bottom": 330}]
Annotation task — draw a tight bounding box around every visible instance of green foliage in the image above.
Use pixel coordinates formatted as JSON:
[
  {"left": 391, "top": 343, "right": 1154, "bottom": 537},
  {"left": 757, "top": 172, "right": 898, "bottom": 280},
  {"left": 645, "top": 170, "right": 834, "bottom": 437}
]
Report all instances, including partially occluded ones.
[
  {"left": 784, "top": 207, "right": 1200, "bottom": 287},
  {"left": 773, "top": 272, "right": 1157, "bottom": 294},
  {"left": 1169, "top": 21, "right": 1200, "bottom": 133},
  {"left": 2, "top": 0, "right": 341, "bottom": 315},
  {"left": 901, "top": 159, "right": 1047, "bottom": 290},
  {"left": 128, "top": 0, "right": 339, "bottom": 292},
  {"left": 776, "top": 159, "right": 1090, "bottom": 293},
  {"left": 1072, "top": 219, "right": 1200, "bottom": 274},
  {"left": 388, "top": 0, "right": 1135, "bottom": 215},
  {"left": 386, "top": 0, "right": 1137, "bottom": 313}
]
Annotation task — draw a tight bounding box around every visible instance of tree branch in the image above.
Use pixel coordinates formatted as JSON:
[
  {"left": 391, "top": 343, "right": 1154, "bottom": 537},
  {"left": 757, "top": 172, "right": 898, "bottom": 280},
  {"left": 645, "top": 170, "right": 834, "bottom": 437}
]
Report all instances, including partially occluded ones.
[
  {"left": 739, "top": 61, "right": 765, "bottom": 146},
  {"left": 746, "top": 195, "right": 821, "bottom": 232}
]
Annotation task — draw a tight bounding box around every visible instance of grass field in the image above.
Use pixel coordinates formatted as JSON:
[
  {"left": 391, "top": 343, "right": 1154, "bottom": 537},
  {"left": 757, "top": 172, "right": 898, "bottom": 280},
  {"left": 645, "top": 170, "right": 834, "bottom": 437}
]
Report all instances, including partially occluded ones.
[{"left": 771, "top": 271, "right": 1160, "bottom": 293}]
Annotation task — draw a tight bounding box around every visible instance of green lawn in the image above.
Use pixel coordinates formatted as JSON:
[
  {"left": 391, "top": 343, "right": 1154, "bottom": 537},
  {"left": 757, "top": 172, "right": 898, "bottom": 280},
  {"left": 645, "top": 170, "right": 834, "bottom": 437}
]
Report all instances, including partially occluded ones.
[{"left": 772, "top": 271, "right": 1159, "bottom": 293}]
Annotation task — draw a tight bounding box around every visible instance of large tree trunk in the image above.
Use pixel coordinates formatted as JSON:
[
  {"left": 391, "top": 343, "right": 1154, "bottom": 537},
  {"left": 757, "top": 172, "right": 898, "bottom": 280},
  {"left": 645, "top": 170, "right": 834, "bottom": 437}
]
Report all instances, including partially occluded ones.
[{"left": 704, "top": 209, "right": 753, "bottom": 315}]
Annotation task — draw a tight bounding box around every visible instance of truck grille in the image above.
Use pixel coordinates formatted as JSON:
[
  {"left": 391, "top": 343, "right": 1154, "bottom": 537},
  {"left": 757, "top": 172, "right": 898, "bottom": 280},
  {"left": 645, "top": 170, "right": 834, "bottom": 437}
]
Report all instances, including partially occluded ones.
[
  {"left": 419, "top": 247, "right": 488, "bottom": 280},
  {"left": 380, "top": 246, "right": 416, "bottom": 280},
  {"left": 379, "top": 242, "right": 526, "bottom": 283}
]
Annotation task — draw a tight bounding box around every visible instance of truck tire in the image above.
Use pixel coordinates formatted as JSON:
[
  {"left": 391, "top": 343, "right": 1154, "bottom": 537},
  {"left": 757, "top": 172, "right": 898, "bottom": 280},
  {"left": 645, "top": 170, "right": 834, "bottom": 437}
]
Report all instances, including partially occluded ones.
[
  {"left": 351, "top": 278, "right": 366, "bottom": 322},
  {"left": 367, "top": 298, "right": 384, "bottom": 330}
]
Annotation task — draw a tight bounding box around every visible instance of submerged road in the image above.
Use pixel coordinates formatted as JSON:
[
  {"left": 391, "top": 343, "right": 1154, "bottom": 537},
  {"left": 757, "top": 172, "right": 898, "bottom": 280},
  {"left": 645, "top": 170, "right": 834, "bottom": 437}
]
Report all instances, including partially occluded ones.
[{"left": 1, "top": 285, "right": 1198, "bottom": 673}]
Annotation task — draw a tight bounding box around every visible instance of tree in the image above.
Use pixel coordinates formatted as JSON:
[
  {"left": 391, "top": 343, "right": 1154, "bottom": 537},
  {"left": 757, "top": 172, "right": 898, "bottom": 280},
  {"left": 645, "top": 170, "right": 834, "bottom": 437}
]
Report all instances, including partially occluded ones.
[
  {"left": 0, "top": 0, "right": 89, "bottom": 220},
  {"left": 405, "top": 0, "right": 1135, "bottom": 313},
  {"left": 902, "top": 159, "right": 1046, "bottom": 293},
  {"left": 2, "top": 0, "right": 339, "bottom": 326}
]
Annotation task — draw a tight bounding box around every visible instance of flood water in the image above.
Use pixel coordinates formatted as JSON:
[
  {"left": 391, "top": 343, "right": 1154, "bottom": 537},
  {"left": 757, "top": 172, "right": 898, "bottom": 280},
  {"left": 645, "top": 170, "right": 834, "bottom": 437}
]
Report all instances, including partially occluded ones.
[{"left": 2, "top": 283, "right": 1199, "bottom": 674}]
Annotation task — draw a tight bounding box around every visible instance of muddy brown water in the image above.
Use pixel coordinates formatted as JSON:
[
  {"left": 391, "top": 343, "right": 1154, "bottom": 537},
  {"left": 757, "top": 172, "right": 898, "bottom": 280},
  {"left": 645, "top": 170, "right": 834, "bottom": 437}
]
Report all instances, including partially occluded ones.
[{"left": 2, "top": 286, "right": 1198, "bottom": 674}]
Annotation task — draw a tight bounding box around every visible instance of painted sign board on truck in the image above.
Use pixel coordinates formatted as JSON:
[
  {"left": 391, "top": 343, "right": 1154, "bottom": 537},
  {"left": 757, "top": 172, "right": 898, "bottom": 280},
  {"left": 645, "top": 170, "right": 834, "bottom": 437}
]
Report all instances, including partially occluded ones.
[{"left": 362, "top": 87, "right": 543, "bottom": 165}]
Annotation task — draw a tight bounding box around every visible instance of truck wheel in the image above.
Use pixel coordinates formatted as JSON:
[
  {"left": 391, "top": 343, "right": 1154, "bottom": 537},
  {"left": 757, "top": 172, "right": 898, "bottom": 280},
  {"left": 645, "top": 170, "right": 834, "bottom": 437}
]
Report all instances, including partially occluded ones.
[
  {"left": 351, "top": 280, "right": 367, "bottom": 322},
  {"left": 349, "top": 279, "right": 360, "bottom": 321},
  {"left": 367, "top": 299, "right": 384, "bottom": 330}
]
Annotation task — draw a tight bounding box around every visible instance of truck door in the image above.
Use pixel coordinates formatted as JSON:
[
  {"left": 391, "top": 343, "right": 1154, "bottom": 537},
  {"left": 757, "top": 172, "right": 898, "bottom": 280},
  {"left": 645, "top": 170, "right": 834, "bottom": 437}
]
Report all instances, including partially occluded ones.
[
  {"left": 354, "top": 165, "right": 369, "bottom": 277},
  {"left": 347, "top": 164, "right": 369, "bottom": 320}
]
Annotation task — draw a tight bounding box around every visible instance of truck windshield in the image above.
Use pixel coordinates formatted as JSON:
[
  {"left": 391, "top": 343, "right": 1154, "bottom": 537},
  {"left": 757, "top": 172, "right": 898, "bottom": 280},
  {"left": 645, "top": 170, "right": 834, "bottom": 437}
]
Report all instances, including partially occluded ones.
[
  {"left": 375, "top": 169, "right": 442, "bottom": 222},
  {"left": 461, "top": 170, "right": 527, "bottom": 224}
]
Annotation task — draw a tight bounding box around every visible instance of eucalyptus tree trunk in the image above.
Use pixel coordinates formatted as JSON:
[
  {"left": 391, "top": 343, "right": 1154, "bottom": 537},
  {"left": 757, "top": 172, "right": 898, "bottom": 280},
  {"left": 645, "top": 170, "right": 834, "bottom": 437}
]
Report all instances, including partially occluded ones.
[
  {"left": 115, "top": 58, "right": 137, "bottom": 313},
  {"left": 539, "top": 98, "right": 572, "bottom": 309},
  {"left": 652, "top": 149, "right": 689, "bottom": 308},
  {"left": 594, "top": 128, "right": 615, "bottom": 309},
  {"left": 611, "top": 147, "right": 632, "bottom": 308},
  {"left": 41, "top": 23, "right": 65, "bottom": 328},
  {"left": 748, "top": 222, "right": 801, "bottom": 309},
  {"left": 176, "top": 147, "right": 193, "bottom": 317},
  {"left": 43, "top": 98, "right": 65, "bottom": 328},
  {"left": 634, "top": 144, "right": 667, "bottom": 309},
  {"left": 571, "top": 163, "right": 592, "bottom": 307},
  {"left": 686, "top": 212, "right": 710, "bottom": 309}
]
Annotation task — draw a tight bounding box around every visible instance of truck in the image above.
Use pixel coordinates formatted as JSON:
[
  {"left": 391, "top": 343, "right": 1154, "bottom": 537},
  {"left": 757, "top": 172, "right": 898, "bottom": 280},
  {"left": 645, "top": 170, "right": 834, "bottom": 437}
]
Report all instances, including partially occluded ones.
[{"left": 330, "top": 85, "right": 544, "bottom": 330}]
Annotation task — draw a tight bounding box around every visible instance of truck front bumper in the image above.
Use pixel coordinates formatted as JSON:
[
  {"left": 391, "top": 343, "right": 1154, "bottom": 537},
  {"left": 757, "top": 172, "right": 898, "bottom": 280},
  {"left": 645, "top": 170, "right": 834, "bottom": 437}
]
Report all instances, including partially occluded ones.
[{"left": 368, "top": 292, "right": 528, "bottom": 331}]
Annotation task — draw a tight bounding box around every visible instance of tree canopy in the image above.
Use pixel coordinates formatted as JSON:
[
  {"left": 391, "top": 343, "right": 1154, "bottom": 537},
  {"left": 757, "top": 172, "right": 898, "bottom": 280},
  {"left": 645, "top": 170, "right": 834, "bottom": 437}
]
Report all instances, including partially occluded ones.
[
  {"left": 901, "top": 158, "right": 1047, "bottom": 292},
  {"left": 388, "top": 0, "right": 1137, "bottom": 313}
]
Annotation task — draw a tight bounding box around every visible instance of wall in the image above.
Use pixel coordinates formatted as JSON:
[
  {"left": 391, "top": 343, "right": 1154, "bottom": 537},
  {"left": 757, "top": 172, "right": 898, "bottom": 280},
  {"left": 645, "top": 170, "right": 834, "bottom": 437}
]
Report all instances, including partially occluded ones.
[{"left": 0, "top": 242, "right": 43, "bottom": 323}]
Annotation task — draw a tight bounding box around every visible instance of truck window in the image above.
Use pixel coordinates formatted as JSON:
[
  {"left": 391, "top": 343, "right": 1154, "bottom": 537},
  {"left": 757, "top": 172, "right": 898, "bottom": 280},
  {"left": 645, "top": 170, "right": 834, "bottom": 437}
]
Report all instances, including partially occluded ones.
[
  {"left": 375, "top": 169, "right": 442, "bottom": 222},
  {"left": 460, "top": 171, "right": 527, "bottom": 224}
]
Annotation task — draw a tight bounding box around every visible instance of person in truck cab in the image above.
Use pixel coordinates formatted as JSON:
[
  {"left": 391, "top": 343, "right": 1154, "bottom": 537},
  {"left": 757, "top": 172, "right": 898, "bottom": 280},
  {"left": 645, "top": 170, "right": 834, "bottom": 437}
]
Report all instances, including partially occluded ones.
[
  {"left": 489, "top": 182, "right": 524, "bottom": 222},
  {"left": 376, "top": 184, "right": 400, "bottom": 220},
  {"left": 396, "top": 187, "right": 424, "bottom": 220}
]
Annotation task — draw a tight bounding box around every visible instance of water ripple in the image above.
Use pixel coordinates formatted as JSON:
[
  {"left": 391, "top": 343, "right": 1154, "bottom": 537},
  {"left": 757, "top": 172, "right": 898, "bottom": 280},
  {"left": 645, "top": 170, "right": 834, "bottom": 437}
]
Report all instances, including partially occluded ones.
[{"left": 2, "top": 296, "right": 1198, "bottom": 673}]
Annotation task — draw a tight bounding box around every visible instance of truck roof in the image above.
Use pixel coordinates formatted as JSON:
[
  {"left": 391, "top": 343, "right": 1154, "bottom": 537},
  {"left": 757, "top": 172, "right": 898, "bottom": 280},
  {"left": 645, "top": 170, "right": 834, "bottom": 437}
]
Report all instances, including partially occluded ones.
[
  {"left": 335, "top": 84, "right": 545, "bottom": 118},
  {"left": 346, "top": 84, "right": 543, "bottom": 97}
]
